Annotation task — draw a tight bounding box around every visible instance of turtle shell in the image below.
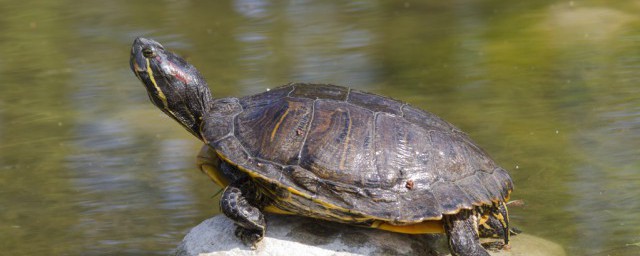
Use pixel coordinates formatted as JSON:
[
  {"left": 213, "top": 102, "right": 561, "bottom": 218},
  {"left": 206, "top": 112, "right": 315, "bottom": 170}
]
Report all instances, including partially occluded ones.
[{"left": 202, "top": 83, "right": 513, "bottom": 224}]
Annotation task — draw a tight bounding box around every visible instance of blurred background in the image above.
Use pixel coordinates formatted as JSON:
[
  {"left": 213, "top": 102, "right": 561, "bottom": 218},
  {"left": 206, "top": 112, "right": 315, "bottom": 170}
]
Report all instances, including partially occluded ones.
[{"left": 1, "top": 0, "right": 639, "bottom": 255}]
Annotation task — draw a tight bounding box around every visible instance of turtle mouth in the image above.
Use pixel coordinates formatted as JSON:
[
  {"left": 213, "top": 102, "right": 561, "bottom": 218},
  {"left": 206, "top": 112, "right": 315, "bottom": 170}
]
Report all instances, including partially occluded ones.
[{"left": 130, "top": 54, "right": 146, "bottom": 73}]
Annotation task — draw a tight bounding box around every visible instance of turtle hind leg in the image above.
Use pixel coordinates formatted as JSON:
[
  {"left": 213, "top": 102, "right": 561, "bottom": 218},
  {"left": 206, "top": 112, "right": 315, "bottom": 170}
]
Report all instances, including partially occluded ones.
[
  {"left": 479, "top": 202, "right": 519, "bottom": 251},
  {"left": 485, "top": 203, "right": 516, "bottom": 238},
  {"left": 220, "top": 178, "right": 267, "bottom": 249},
  {"left": 444, "top": 209, "right": 490, "bottom": 256},
  {"left": 478, "top": 217, "right": 511, "bottom": 252}
]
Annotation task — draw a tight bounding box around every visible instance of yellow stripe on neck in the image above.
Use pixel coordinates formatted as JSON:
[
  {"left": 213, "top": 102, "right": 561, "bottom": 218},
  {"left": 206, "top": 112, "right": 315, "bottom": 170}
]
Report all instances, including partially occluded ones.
[{"left": 145, "top": 58, "right": 169, "bottom": 108}]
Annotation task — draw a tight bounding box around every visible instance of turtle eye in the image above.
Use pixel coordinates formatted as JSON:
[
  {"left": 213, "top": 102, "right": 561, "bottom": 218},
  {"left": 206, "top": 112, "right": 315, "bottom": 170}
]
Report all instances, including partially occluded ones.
[{"left": 142, "top": 48, "right": 156, "bottom": 58}]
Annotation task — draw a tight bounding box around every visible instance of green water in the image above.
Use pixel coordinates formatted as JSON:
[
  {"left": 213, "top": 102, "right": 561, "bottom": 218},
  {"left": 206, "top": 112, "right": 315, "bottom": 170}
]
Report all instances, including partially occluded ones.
[{"left": 1, "top": 1, "right": 639, "bottom": 255}]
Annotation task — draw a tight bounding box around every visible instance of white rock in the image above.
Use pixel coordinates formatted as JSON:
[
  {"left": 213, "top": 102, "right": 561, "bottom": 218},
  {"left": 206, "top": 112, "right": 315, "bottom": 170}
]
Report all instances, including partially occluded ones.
[{"left": 175, "top": 214, "right": 565, "bottom": 256}]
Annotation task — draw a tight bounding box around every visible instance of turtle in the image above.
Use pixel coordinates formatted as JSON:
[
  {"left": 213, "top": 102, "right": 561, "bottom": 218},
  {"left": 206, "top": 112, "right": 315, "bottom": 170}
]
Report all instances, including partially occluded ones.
[{"left": 130, "top": 37, "right": 514, "bottom": 256}]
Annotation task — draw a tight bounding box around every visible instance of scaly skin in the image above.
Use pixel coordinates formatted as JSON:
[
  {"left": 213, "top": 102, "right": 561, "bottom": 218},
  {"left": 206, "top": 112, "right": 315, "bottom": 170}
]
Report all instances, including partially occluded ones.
[
  {"left": 444, "top": 209, "right": 490, "bottom": 256},
  {"left": 220, "top": 178, "right": 266, "bottom": 249}
]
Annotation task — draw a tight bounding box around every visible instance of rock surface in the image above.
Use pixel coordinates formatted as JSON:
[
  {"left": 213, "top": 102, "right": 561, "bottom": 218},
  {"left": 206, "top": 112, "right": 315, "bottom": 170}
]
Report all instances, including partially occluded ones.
[{"left": 176, "top": 214, "right": 565, "bottom": 256}]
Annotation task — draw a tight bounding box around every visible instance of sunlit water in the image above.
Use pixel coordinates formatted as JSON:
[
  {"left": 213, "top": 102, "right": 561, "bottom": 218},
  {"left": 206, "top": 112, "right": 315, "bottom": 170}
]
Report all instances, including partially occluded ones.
[{"left": 1, "top": 1, "right": 639, "bottom": 255}]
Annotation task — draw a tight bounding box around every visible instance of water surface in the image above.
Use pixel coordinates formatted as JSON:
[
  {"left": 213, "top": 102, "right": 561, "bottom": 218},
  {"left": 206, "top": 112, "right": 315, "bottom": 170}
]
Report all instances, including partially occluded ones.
[{"left": 1, "top": 1, "right": 639, "bottom": 255}]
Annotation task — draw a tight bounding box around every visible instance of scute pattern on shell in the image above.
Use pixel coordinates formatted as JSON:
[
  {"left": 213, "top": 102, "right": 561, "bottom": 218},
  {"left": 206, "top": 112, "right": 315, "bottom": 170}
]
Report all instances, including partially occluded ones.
[{"left": 204, "top": 83, "right": 513, "bottom": 222}]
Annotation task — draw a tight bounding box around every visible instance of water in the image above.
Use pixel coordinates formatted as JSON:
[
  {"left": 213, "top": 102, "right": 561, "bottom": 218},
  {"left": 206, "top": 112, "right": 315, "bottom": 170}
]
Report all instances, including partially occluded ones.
[{"left": 1, "top": 1, "right": 639, "bottom": 255}]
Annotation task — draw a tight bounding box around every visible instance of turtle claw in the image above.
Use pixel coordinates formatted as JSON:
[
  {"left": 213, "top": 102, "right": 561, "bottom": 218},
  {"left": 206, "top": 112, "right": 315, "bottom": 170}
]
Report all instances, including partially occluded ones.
[
  {"left": 482, "top": 241, "right": 510, "bottom": 252},
  {"left": 221, "top": 179, "right": 267, "bottom": 249},
  {"left": 235, "top": 226, "right": 263, "bottom": 249}
]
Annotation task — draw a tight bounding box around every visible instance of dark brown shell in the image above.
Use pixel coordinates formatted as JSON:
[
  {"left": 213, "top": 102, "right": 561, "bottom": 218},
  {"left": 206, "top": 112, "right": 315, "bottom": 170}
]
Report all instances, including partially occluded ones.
[{"left": 202, "top": 83, "right": 513, "bottom": 223}]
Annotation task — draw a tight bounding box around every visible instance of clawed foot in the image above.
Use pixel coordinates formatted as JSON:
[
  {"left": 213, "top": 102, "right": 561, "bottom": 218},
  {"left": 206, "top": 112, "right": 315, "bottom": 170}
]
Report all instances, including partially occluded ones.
[
  {"left": 479, "top": 224, "right": 521, "bottom": 238},
  {"left": 482, "top": 241, "right": 511, "bottom": 252},
  {"left": 221, "top": 179, "right": 267, "bottom": 250},
  {"left": 234, "top": 226, "right": 264, "bottom": 249}
]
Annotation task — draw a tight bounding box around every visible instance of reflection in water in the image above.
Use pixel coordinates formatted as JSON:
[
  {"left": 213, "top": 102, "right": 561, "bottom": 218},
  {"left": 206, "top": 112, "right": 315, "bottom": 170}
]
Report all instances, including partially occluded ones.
[
  {"left": 569, "top": 68, "right": 640, "bottom": 254},
  {"left": 233, "top": 1, "right": 378, "bottom": 92},
  {"left": 0, "top": 0, "right": 639, "bottom": 255},
  {"left": 536, "top": 7, "right": 640, "bottom": 254},
  {"left": 66, "top": 116, "right": 203, "bottom": 253}
]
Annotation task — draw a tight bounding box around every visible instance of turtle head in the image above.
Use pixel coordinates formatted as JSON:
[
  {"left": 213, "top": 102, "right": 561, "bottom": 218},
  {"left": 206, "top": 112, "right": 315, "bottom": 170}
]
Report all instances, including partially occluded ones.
[{"left": 130, "top": 37, "right": 213, "bottom": 139}]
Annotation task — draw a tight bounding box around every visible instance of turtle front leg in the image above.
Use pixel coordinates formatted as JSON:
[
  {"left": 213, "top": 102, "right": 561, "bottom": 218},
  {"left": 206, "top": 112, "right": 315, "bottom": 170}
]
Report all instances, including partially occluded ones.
[
  {"left": 444, "top": 209, "right": 490, "bottom": 256},
  {"left": 220, "top": 178, "right": 266, "bottom": 249}
]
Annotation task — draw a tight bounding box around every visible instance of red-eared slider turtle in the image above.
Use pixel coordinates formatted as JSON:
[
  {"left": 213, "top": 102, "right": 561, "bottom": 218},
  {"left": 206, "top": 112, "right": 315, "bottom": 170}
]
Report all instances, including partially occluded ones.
[{"left": 130, "top": 37, "right": 514, "bottom": 256}]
